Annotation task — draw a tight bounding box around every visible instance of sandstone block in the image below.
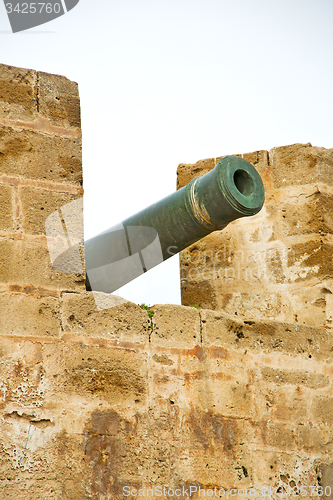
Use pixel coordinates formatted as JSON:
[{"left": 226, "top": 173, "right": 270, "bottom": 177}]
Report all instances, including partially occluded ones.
[
  {"left": 0, "top": 342, "right": 46, "bottom": 407},
  {"left": 265, "top": 386, "right": 309, "bottom": 423},
  {"left": 0, "top": 292, "right": 60, "bottom": 337},
  {"left": 312, "top": 396, "right": 333, "bottom": 425},
  {"left": 262, "top": 422, "right": 296, "bottom": 450},
  {"left": 0, "top": 125, "right": 82, "bottom": 186},
  {"left": 61, "top": 292, "right": 150, "bottom": 342},
  {"left": 182, "top": 232, "right": 330, "bottom": 290},
  {"left": 0, "top": 481, "right": 61, "bottom": 499},
  {"left": 0, "top": 183, "right": 13, "bottom": 230},
  {"left": 150, "top": 304, "right": 201, "bottom": 347},
  {"left": 296, "top": 426, "right": 333, "bottom": 452},
  {"left": 261, "top": 366, "right": 329, "bottom": 389},
  {"left": 271, "top": 143, "right": 333, "bottom": 189},
  {"left": 0, "top": 64, "right": 37, "bottom": 122},
  {"left": 177, "top": 150, "right": 270, "bottom": 191},
  {"left": 0, "top": 237, "right": 85, "bottom": 291},
  {"left": 181, "top": 280, "right": 218, "bottom": 311},
  {"left": 212, "top": 380, "right": 255, "bottom": 419},
  {"left": 241, "top": 149, "right": 271, "bottom": 181},
  {"left": 251, "top": 450, "right": 318, "bottom": 493},
  {"left": 20, "top": 186, "right": 80, "bottom": 235},
  {"left": 278, "top": 192, "right": 333, "bottom": 238},
  {"left": 38, "top": 71, "right": 80, "bottom": 130},
  {"left": 203, "top": 285, "right": 332, "bottom": 327},
  {"left": 202, "top": 310, "right": 333, "bottom": 361},
  {"left": 51, "top": 341, "right": 147, "bottom": 405}
]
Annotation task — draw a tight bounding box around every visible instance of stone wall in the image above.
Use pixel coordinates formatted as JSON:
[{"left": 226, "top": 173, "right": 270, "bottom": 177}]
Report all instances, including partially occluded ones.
[
  {"left": 1, "top": 64, "right": 333, "bottom": 499},
  {"left": 178, "top": 145, "right": 333, "bottom": 328}
]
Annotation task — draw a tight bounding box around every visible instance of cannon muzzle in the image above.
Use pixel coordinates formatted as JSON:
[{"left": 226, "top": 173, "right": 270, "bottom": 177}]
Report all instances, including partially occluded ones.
[{"left": 85, "top": 156, "right": 265, "bottom": 293}]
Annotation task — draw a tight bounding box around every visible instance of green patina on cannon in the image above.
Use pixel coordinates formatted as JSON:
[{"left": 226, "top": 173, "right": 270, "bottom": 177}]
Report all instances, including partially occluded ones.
[{"left": 85, "top": 156, "right": 265, "bottom": 293}]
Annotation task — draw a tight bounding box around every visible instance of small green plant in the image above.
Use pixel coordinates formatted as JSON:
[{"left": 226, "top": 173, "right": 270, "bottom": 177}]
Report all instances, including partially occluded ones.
[
  {"left": 190, "top": 304, "right": 200, "bottom": 309},
  {"left": 139, "top": 303, "right": 154, "bottom": 320},
  {"left": 139, "top": 304, "right": 155, "bottom": 339}
]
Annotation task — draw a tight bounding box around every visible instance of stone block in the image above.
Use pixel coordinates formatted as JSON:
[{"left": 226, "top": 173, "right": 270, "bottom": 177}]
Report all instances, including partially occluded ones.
[
  {"left": 0, "top": 481, "right": 61, "bottom": 499},
  {"left": 262, "top": 421, "right": 296, "bottom": 450},
  {"left": 49, "top": 341, "right": 148, "bottom": 405},
  {"left": 261, "top": 366, "right": 329, "bottom": 389},
  {"left": 181, "top": 233, "right": 333, "bottom": 326},
  {"left": 202, "top": 310, "right": 333, "bottom": 361},
  {"left": 0, "top": 64, "right": 37, "bottom": 122},
  {"left": 271, "top": 143, "right": 333, "bottom": 189},
  {"left": 296, "top": 426, "right": 333, "bottom": 453},
  {"left": 181, "top": 280, "right": 218, "bottom": 311},
  {"left": 0, "top": 237, "right": 85, "bottom": 291},
  {"left": 312, "top": 396, "right": 333, "bottom": 425},
  {"left": 0, "top": 291, "right": 60, "bottom": 337},
  {"left": 261, "top": 385, "right": 309, "bottom": 423},
  {"left": 0, "top": 125, "right": 82, "bottom": 186},
  {"left": 241, "top": 149, "right": 271, "bottom": 181},
  {"left": 0, "top": 340, "right": 46, "bottom": 407},
  {"left": 61, "top": 292, "right": 150, "bottom": 342},
  {"left": 205, "top": 284, "right": 333, "bottom": 327},
  {"left": 38, "top": 71, "right": 80, "bottom": 129},
  {"left": 288, "top": 238, "right": 333, "bottom": 282},
  {"left": 0, "top": 183, "right": 13, "bottom": 230},
  {"left": 20, "top": 186, "right": 80, "bottom": 235},
  {"left": 251, "top": 450, "right": 318, "bottom": 494},
  {"left": 211, "top": 380, "right": 255, "bottom": 419},
  {"left": 278, "top": 192, "right": 333, "bottom": 238},
  {"left": 150, "top": 304, "right": 201, "bottom": 347}
]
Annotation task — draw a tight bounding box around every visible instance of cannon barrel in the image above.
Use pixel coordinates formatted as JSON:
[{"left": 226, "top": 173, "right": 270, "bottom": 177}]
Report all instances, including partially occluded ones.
[{"left": 85, "top": 156, "right": 265, "bottom": 293}]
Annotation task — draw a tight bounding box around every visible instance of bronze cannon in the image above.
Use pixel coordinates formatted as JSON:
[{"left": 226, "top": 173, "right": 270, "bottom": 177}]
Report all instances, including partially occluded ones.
[{"left": 84, "top": 156, "right": 265, "bottom": 293}]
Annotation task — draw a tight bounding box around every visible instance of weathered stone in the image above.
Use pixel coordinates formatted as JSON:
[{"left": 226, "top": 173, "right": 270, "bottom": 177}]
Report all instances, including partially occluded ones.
[
  {"left": 296, "top": 426, "right": 333, "bottom": 453},
  {"left": 61, "top": 292, "right": 150, "bottom": 342},
  {"left": 271, "top": 143, "right": 333, "bottom": 189},
  {"left": 0, "top": 237, "right": 85, "bottom": 291},
  {"left": 38, "top": 71, "right": 81, "bottom": 129},
  {"left": 267, "top": 386, "right": 309, "bottom": 423},
  {"left": 312, "top": 396, "right": 333, "bottom": 425},
  {"left": 57, "top": 342, "right": 148, "bottom": 404},
  {"left": 20, "top": 186, "right": 80, "bottom": 235},
  {"left": 0, "top": 64, "right": 37, "bottom": 122},
  {"left": 0, "top": 183, "right": 13, "bottom": 230},
  {"left": 177, "top": 157, "right": 216, "bottom": 190},
  {"left": 0, "top": 125, "right": 82, "bottom": 186},
  {"left": 261, "top": 366, "right": 329, "bottom": 389},
  {"left": 202, "top": 308, "right": 333, "bottom": 360},
  {"left": 0, "top": 291, "right": 60, "bottom": 337},
  {"left": 150, "top": 304, "right": 201, "bottom": 346}
]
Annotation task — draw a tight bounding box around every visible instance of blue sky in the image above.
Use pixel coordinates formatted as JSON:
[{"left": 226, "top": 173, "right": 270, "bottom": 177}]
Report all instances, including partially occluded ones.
[{"left": 1, "top": 0, "right": 332, "bottom": 305}]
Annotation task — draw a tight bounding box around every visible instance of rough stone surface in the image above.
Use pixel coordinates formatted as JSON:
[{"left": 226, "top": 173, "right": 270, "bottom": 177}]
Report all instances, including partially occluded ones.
[
  {"left": 178, "top": 144, "right": 333, "bottom": 327},
  {"left": 38, "top": 71, "right": 81, "bottom": 129},
  {"left": 0, "top": 237, "right": 85, "bottom": 290},
  {"left": 20, "top": 186, "right": 79, "bottom": 235},
  {"left": 1, "top": 64, "right": 332, "bottom": 499},
  {"left": 0, "top": 64, "right": 37, "bottom": 122},
  {"left": 0, "top": 183, "right": 13, "bottom": 230},
  {"left": 0, "top": 125, "right": 82, "bottom": 185}
]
